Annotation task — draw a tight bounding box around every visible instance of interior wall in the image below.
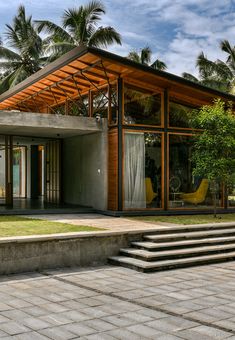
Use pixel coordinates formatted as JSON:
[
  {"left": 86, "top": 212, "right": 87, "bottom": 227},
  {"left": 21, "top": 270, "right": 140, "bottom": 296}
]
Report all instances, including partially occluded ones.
[{"left": 63, "top": 129, "right": 108, "bottom": 210}]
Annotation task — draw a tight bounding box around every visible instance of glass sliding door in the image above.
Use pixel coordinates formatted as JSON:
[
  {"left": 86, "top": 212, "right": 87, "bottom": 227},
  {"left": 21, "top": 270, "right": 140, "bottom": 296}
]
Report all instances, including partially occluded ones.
[
  {"left": 13, "top": 147, "right": 26, "bottom": 198},
  {"left": 45, "top": 140, "right": 61, "bottom": 204},
  {"left": 168, "top": 134, "right": 220, "bottom": 208},
  {"left": 124, "top": 131, "right": 162, "bottom": 209}
]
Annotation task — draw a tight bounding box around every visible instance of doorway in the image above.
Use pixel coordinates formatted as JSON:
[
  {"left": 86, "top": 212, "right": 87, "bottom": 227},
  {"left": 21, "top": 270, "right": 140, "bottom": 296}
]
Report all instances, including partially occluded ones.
[{"left": 0, "top": 136, "right": 61, "bottom": 207}]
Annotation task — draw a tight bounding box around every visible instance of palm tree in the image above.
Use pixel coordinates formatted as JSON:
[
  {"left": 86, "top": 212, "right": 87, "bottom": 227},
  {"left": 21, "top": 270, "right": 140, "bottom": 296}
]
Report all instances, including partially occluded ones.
[
  {"left": 0, "top": 5, "right": 45, "bottom": 93},
  {"left": 35, "top": 0, "right": 121, "bottom": 60},
  {"left": 182, "top": 40, "right": 235, "bottom": 93},
  {"left": 127, "top": 47, "right": 167, "bottom": 71}
]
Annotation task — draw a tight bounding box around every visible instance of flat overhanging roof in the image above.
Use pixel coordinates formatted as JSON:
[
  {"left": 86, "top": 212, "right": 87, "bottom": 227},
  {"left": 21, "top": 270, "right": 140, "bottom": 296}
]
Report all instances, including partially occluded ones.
[
  {"left": 0, "top": 45, "right": 235, "bottom": 111},
  {"left": 0, "top": 111, "right": 102, "bottom": 138}
]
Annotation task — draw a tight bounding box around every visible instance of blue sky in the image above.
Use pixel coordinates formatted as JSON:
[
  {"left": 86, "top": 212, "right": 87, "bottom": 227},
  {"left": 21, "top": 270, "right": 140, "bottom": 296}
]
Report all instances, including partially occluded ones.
[{"left": 0, "top": 0, "right": 235, "bottom": 76}]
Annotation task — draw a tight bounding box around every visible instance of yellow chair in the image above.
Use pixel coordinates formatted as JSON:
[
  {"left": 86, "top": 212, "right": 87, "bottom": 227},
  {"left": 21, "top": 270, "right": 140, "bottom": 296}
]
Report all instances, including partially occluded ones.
[
  {"left": 145, "top": 177, "right": 157, "bottom": 204},
  {"left": 180, "top": 179, "right": 209, "bottom": 205}
]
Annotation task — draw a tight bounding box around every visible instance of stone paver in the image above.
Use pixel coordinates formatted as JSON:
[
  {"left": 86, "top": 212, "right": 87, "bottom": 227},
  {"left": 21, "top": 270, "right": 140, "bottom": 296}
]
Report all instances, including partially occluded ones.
[
  {"left": 1, "top": 262, "right": 235, "bottom": 338},
  {"left": 25, "top": 213, "right": 169, "bottom": 231}
]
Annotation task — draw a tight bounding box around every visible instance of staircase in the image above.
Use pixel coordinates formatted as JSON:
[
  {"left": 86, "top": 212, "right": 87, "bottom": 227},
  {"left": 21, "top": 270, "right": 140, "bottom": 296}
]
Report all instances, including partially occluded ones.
[{"left": 108, "top": 223, "right": 235, "bottom": 272}]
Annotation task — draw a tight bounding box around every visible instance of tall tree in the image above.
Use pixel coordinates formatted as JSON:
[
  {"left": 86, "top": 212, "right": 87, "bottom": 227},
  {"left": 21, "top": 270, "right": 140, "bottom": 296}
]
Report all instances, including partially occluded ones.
[
  {"left": 191, "top": 99, "right": 235, "bottom": 216},
  {"left": 36, "top": 0, "right": 121, "bottom": 60},
  {"left": 127, "top": 47, "right": 167, "bottom": 71},
  {"left": 0, "top": 5, "right": 45, "bottom": 93}
]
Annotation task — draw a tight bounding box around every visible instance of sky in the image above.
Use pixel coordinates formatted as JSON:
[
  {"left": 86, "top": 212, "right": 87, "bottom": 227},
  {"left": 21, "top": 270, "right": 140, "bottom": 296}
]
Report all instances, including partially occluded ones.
[{"left": 0, "top": 0, "right": 235, "bottom": 77}]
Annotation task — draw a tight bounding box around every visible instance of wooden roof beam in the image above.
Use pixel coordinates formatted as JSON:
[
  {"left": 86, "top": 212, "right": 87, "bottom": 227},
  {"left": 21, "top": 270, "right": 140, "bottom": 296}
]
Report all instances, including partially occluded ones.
[{"left": 63, "top": 63, "right": 108, "bottom": 81}]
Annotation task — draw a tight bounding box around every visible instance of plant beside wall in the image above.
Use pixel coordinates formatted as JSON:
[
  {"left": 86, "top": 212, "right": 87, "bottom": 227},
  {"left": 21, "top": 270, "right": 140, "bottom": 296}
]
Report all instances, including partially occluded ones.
[{"left": 191, "top": 99, "right": 235, "bottom": 217}]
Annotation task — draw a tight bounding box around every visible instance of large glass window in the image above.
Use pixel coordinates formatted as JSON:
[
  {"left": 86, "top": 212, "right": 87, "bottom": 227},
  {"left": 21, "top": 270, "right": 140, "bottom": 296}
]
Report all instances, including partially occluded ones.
[
  {"left": 228, "top": 174, "right": 235, "bottom": 207},
  {"left": 169, "top": 101, "right": 197, "bottom": 128},
  {"left": 13, "top": 147, "right": 26, "bottom": 198},
  {"left": 169, "top": 134, "right": 220, "bottom": 208},
  {"left": 124, "top": 132, "right": 162, "bottom": 209},
  {"left": 124, "top": 84, "right": 161, "bottom": 126}
]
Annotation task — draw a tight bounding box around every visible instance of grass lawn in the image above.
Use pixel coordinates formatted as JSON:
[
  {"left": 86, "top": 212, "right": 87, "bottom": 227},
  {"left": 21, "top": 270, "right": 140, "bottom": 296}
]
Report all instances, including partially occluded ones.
[
  {"left": 0, "top": 216, "right": 102, "bottom": 237},
  {"left": 133, "top": 214, "right": 235, "bottom": 225}
]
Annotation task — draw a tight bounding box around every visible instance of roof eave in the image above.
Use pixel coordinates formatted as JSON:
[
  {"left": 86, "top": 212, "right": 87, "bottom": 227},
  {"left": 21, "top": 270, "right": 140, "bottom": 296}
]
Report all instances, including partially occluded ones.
[{"left": 0, "top": 45, "right": 89, "bottom": 103}]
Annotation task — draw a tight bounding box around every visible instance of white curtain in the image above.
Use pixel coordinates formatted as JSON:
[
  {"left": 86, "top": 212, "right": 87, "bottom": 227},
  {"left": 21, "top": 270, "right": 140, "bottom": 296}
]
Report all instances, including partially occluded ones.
[{"left": 124, "top": 132, "right": 146, "bottom": 208}]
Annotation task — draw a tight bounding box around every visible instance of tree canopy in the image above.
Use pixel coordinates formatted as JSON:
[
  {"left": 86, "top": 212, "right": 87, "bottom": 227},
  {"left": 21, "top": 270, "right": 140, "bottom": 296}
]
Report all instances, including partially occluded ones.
[
  {"left": 35, "top": 0, "right": 121, "bottom": 60},
  {"left": 191, "top": 99, "right": 235, "bottom": 215},
  {"left": 0, "top": 5, "right": 45, "bottom": 93},
  {"left": 127, "top": 47, "right": 167, "bottom": 71}
]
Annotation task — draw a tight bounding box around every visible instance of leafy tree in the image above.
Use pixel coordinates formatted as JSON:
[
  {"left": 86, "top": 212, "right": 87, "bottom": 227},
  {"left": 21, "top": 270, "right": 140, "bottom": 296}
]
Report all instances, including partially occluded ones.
[
  {"left": 0, "top": 5, "right": 45, "bottom": 93},
  {"left": 35, "top": 0, "right": 121, "bottom": 60},
  {"left": 191, "top": 99, "right": 235, "bottom": 216},
  {"left": 127, "top": 46, "right": 167, "bottom": 71}
]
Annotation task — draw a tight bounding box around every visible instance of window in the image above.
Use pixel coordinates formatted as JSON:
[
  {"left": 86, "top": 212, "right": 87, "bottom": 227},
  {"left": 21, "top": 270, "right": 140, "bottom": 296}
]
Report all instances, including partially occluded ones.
[
  {"left": 124, "top": 84, "right": 161, "bottom": 126},
  {"left": 124, "top": 132, "right": 162, "bottom": 209},
  {"left": 168, "top": 134, "right": 220, "bottom": 208},
  {"left": 169, "top": 101, "right": 197, "bottom": 128}
]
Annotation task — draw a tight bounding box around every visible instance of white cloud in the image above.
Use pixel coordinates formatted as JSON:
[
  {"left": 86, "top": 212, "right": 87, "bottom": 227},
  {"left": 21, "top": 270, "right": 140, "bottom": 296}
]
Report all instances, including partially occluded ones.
[{"left": 104, "top": 0, "right": 235, "bottom": 76}]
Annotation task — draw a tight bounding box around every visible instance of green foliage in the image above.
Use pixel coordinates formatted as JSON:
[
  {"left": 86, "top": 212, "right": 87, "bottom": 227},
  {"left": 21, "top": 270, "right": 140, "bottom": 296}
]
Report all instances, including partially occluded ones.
[
  {"left": 35, "top": 0, "right": 121, "bottom": 60},
  {"left": 0, "top": 5, "right": 45, "bottom": 93},
  {"left": 191, "top": 99, "right": 235, "bottom": 184}
]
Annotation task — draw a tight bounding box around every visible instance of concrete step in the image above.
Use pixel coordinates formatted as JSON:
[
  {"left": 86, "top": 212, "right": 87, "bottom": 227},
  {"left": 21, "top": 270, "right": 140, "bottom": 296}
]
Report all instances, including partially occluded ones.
[
  {"left": 120, "top": 243, "right": 235, "bottom": 261},
  {"left": 144, "top": 228, "right": 235, "bottom": 243},
  {"left": 132, "top": 235, "right": 235, "bottom": 251},
  {"left": 108, "top": 251, "right": 235, "bottom": 273},
  {"left": 145, "top": 222, "right": 235, "bottom": 235}
]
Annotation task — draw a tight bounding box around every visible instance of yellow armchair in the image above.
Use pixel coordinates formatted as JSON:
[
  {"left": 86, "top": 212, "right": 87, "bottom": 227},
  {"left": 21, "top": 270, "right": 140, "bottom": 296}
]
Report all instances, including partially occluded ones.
[
  {"left": 145, "top": 177, "right": 157, "bottom": 204},
  {"left": 181, "top": 179, "right": 209, "bottom": 205}
]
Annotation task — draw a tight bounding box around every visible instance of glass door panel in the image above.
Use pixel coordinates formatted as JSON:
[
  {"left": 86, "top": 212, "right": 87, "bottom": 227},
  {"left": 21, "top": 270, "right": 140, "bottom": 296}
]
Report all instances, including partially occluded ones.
[{"left": 13, "top": 147, "right": 26, "bottom": 198}]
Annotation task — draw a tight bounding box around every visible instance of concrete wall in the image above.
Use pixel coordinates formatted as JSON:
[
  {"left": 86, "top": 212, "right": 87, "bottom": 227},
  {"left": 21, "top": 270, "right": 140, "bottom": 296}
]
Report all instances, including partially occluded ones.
[
  {"left": 0, "top": 231, "right": 145, "bottom": 275},
  {"left": 63, "top": 123, "right": 108, "bottom": 210}
]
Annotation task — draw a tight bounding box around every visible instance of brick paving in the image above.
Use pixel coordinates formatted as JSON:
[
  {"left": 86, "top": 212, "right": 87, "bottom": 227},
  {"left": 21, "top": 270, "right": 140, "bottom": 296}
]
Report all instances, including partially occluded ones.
[{"left": 1, "top": 262, "right": 235, "bottom": 338}]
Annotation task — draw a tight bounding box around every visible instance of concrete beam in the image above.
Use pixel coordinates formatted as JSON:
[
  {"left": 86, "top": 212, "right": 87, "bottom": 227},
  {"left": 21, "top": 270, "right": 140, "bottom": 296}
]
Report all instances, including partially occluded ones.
[{"left": 0, "top": 111, "right": 104, "bottom": 138}]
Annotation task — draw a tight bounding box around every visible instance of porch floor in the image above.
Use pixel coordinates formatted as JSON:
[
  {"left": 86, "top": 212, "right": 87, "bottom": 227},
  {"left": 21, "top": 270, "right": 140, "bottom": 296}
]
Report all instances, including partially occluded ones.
[{"left": 0, "top": 198, "right": 95, "bottom": 215}]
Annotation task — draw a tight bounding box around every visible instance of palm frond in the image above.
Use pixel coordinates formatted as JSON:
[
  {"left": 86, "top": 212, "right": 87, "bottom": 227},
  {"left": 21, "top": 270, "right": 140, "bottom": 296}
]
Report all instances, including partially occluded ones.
[
  {"left": 220, "top": 40, "right": 235, "bottom": 65},
  {"left": 0, "top": 46, "right": 21, "bottom": 61},
  {"left": 182, "top": 72, "right": 199, "bottom": 82},
  {"left": 43, "top": 41, "right": 75, "bottom": 61},
  {"left": 88, "top": 26, "right": 121, "bottom": 48},
  {"left": 140, "top": 47, "right": 151, "bottom": 65},
  {"left": 35, "top": 20, "right": 71, "bottom": 41},
  {"left": 83, "top": 0, "right": 105, "bottom": 22},
  {"left": 127, "top": 51, "right": 141, "bottom": 63},
  {"left": 151, "top": 59, "right": 167, "bottom": 71}
]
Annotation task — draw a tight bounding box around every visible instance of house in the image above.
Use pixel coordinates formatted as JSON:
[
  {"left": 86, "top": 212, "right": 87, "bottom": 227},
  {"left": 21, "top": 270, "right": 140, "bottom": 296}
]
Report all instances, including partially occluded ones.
[{"left": 0, "top": 45, "right": 234, "bottom": 214}]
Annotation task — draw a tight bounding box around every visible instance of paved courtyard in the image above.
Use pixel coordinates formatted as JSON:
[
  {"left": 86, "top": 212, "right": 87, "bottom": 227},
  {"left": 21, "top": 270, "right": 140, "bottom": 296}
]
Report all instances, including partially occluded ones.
[
  {"left": 27, "top": 214, "right": 169, "bottom": 231},
  {"left": 0, "top": 263, "right": 235, "bottom": 339}
]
